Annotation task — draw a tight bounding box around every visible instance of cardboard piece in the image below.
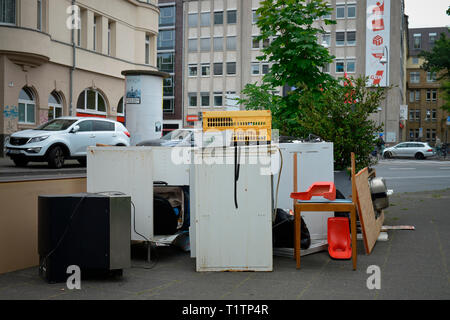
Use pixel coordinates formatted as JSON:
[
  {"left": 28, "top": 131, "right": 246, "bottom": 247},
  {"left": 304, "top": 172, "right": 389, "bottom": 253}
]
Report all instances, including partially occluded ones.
[{"left": 354, "top": 167, "right": 384, "bottom": 254}]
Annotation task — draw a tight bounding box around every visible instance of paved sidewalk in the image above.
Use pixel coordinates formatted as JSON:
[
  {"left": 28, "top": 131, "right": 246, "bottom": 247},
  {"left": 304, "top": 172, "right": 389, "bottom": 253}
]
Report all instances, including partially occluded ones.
[{"left": 0, "top": 189, "right": 449, "bottom": 300}]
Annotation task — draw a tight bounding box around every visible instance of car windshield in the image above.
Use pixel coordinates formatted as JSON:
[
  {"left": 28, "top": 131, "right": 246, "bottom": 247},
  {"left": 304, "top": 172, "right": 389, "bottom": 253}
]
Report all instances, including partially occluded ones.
[
  {"left": 161, "top": 129, "right": 192, "bottom": 141},
  {"left": 34, "top": 119, "right": 77, "bottom": 131}
]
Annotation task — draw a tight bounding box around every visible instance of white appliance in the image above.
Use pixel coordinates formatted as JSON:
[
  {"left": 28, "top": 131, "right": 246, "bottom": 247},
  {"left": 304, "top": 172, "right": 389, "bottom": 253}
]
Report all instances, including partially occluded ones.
[
  {"left": 190, "top": 146, "right": 274, "bottom": 271},
  {"left": 272, "top": 142, "right": 334, "bottom": 240},
  {"left": 87, "top": 146, "right": 190, "bottom": 241}
]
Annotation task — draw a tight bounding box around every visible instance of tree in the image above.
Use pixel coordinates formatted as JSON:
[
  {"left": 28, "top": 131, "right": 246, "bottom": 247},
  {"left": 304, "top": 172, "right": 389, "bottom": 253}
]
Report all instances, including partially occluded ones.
[
  {"left": 420, "top": 33, "right": 450, "bottom": 111},
  {"left": 239, "top": 0, "right": 336, "bottom": 137}
]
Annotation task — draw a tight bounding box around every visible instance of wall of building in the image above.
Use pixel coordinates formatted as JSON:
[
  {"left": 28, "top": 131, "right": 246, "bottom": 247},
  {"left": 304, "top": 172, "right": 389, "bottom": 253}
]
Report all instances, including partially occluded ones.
[{"left": 0, "top": 178, "right": 86, "bottom": 275}]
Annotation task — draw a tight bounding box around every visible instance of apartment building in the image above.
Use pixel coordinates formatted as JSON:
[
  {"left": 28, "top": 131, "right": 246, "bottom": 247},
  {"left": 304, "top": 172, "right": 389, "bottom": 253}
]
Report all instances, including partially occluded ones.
[
  {"left": 183, "top": 0, "right": 272, "bottom": 126},
  {"left": 158, "top": 0, "right": 184, "bottom": 133},
  {"left": 0, "top": 0, "right": 159, "bottom": 154},
  {"left": 405, "top": 27, "right": 450, "bottom": 146},
  {"left": 182, "top": 0, "right": 407, "bottom": 143}
]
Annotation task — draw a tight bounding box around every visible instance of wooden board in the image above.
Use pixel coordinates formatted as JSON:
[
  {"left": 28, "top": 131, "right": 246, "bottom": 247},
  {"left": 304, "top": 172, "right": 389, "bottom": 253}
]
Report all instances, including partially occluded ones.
[{"left": 354, "top": 167, "right": 384, "bottom": 254}]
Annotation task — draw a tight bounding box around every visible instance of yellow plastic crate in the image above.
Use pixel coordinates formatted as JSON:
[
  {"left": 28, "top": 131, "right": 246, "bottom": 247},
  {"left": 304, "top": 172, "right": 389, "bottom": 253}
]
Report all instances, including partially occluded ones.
[{"left": 202, "top": 110, "right": 272, "bottom": 142}]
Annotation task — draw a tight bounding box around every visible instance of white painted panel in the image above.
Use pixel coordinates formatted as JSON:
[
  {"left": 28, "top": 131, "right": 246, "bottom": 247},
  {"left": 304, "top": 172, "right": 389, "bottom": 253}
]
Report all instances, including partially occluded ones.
[
  {"left": 193, "top": 147, "right": 273, "bottom": 271},
  {"left": 272, "top": 142, "right": 334, "bottom": 240},
  {"left": 87, "top": 147, "right": 154, "bottom": 241}
]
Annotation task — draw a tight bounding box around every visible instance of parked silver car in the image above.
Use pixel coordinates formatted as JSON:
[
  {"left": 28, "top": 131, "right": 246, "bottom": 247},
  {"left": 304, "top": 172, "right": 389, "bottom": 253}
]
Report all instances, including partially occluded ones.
[
  {"left": 5, "top": 117, "right": 130, "bottom": 168},
  {"left": 383, "top": 142, "right": 435, "bottom": 160}
]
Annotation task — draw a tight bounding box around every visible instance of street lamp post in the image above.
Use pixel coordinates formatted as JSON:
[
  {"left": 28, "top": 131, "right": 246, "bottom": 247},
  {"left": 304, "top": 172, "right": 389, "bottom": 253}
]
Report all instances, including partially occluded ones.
[{"left": 380, "top": 45, "right": 389, "bottom": 143}]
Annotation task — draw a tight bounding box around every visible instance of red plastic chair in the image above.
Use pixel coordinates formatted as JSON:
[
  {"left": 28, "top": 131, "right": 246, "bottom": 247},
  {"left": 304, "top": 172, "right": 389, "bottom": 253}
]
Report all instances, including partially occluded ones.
[
  {"left": 327, "top": 217, "right": 352, "bottom": 260},
  {"left": 290, "top": 182, "right": 336, "bottom": 201}
]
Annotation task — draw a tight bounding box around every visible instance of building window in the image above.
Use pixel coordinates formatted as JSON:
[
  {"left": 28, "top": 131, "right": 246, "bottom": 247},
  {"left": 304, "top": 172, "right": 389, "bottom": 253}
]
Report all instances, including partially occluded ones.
[
  {"left": 322, "top": 33, "right": 331, "bottom": 46},
  {"left": 200, "top": 37, "right": 210, "bottom": 51},
  {"left": 188, "top": 64, "right": 198, "bottom": 77},
  {"left": 262, "top": 38, "right": 270, "bottom": 49},
  {"left": 252, "top": 10, "right": 259, "bottom": 24},
  {"left": 213, "top": 37, "right": 223, "bottom": 51},
  {"left": 227, "top": 10, "right": 236, "bottom": 24},
  {"left": 409, "top": 129, "right": 414, "bottom": 139},
  {"left": 426, "top": 109, "right": 431, "bottom": 121},
  {"left": 409, "top": 110, "right": 414, "bottom": 121},
  {"left": 226, "top": 62, "right": 236, "bottom": 75},
  {"left": 37, "top": 0, "right": 42, "bottom": 30},
  {"left": 188, "top": 39, "right": 198, "bottom": 52},
  {"left": 188, "top": 93, "right": 197, "bottom": 107},
  {"left": 432, "top": 109, "right": 437, "bottom": 120},
  {"left": 117, "top": 97, "right": 124, "bottom": 115},
  {"left": 145, "top": 34, "right": 150, "bottom": 65},
  {"left": 159, "top": 5, "right": 175, "bottom": 27},
  {"left": 410, "top": 72, "right": 420, "bottom": 83},
  {"left": 76, "top": 89, "right": 107, "bottom": 113},
  {"left": 201, "top": 63, "right": 210, "bottom": 76},
  {"left": 252, "top": 36, "right": 260, "bottom": 49},
  {"left": 412, "top": 57, "right": 419, "bottom": 65},
  {"left": 426, "top": 129, "right": 431, "bottom": 141},
  {"left": 157, "top": 52, "right": 174, "bottom": 73},
  {"left": 432, "top": 129, "right": 436, "bottom": 141},
  {"left": 163, "top": 99, "right": 174, "bottom": 113},
  {"left": 1, "top": 0, "right": 16, "bottom": 25},
  {"left": 415, "top": 90, "right": 420, "bottom": 101},
  {"left": 336, "top": 32, "right": 345, "bottom": 46},
  {"left": 347, "top": 4, "right": 356, "bottom": 18},
  {"left": 213, "top": 62, "right": 223, "bottom": 75},
  {"left": 262, "top": 63, "right": 270, "bottom": 74},
  {"left": 93, "top": 16, "right": 97, "bottom": 51},
  {"left": 426, "top": 90, "right": 431, "bottom": 101},
  {"left": 18, "top": 87, "right": 36, "bottom": 124},
  {"left": 48, "top": 91, "right": 63, "bottom": 120},
  {"left": 429, "top": 32, "right": 437, "bottom": 45},
  {"left": 336, "top": 5, "right": 345, "bottom": 19},
  {"left": 432, "top": 89, "right": 437, "bottom": 101},
  {"left": 107, "top": 22, "right": 112, "bottom": 55},
  {"left": 201, "top": 92, "right": 210, "bottom": 107},
  {"left": 214, "top": 92, "right": 223, "bottom": 107},
  {"left": 409, "top": 91, "right": 414, "bottom": 103},
  {"left": 322, "top": 63, "right": 330, "bottom": 73},
  {"left": 200, "top": 12, "right": 210, "bottom": 27},
  {"left": 415, "top": 129, "right": 419, "bottom": 139},
  {"left": 335, "top": 59, "right": 345, "bottom": 73},
  {"left": 426, "top": 72, "right": 436, "bottom": 82},
  {"left": 188, "top": 13, "right": 198, "bottom": 27},
  {"left": 158, "top": 30, "right": 175, "bottom": 50},
  {"left": 415, "top": 110, "right": 420, "bottom": 122},
  {"left": 323, "top": 5, "right": 331, "bottom": 19},
  {"left": 214, "top": 11, "right": 223, "bottom": 25},
  {"left": 346, "top": 59, "right": 355, "bottom": 73},
  {"left": 346, "top": 31, "right": 356, "bottom": 46},
  {"left": 163, "top": 76, "right": 174, "bottom": 96},
  {"left": 226, "top": 36, "right": 237, "bottom": 51},
  {"left": 413, "top": 33, "right": 421, "bottom": 49},
  {"left": 251, "top": 62, "right": 260, "bottom": 75}
]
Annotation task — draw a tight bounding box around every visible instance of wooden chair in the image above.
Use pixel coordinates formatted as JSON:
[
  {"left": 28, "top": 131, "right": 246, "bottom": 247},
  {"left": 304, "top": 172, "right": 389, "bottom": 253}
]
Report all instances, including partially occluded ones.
[{"left": 292, "top": 153, "right": 358, "bottom": 270}]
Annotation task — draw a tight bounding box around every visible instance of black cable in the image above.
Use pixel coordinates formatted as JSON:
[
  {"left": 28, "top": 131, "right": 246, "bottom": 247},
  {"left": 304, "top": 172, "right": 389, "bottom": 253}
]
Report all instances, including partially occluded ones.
[{"left": 234, "top": 145, "right": 240, "bottom": 209}]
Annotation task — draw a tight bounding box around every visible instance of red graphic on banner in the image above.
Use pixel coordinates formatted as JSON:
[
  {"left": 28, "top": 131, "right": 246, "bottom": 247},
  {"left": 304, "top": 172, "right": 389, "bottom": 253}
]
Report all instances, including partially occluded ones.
[
  {"left": 372, "top": 52, "right": 384, "bottom": 60},
  {"left": 373, "top": 35, "right": 383, "bottom": 46},
  {"left": 372, "top": 1, "right": 385, "bottom": 31},
  {"left": 371, "top": 70, "right": 384, "bottom": 85}
]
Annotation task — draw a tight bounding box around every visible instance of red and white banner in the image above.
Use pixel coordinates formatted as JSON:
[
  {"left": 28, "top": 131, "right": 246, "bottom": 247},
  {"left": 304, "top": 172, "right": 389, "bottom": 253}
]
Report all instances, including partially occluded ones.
[{"left": 366, "top": 0, "right": 390, "bottom": 87}]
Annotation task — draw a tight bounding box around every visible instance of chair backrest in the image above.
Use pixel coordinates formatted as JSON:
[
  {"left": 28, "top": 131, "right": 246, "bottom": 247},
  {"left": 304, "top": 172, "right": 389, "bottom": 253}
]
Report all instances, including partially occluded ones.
[{"left": 328, "top": 217, "right": 351, "bottom": 250}]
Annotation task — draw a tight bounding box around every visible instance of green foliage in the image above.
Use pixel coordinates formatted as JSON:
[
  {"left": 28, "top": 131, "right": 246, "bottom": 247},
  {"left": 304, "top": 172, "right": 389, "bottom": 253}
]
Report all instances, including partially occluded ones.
[
  {"left": 297, "top": 77, "right": 385, "bottom": 171},
  {"left": 420, "top": 33, "right": 450, "bottom": 112}
]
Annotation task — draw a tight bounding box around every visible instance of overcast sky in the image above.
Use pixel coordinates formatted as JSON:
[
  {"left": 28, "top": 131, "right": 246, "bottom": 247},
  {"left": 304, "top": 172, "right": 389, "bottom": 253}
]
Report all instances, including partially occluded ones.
[{"left": 404, "top": 0, "right": 450, "bottom": 28}]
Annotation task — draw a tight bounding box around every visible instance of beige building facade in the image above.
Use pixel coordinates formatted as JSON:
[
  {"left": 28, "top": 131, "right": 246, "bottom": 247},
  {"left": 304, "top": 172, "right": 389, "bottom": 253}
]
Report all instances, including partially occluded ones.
[{"left": 0, "top": 0, "right": 159, "bottom": 154}]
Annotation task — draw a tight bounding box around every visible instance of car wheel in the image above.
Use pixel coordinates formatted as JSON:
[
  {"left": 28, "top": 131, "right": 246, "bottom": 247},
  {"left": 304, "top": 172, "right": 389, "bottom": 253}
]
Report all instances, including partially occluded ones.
[
  {"left": 13, "top": 158, "right": 29, "bottom": 167},
  {"left": 384, "top": 152, "right": 392, "bottom": 159},
  {"left": 48, "top": 146, "right": 65, "bottom": 169},
  {"left": 415, "top": 152, "right": 425, "bottom": 160},
  {"left": 77, "top": 158, "right": 87, "bottom": 167}
]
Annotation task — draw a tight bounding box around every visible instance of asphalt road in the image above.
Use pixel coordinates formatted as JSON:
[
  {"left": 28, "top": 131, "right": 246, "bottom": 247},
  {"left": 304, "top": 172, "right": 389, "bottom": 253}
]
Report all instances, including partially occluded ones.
[{"left": 374, "top": 159, "right": 450, "bottom": 193}]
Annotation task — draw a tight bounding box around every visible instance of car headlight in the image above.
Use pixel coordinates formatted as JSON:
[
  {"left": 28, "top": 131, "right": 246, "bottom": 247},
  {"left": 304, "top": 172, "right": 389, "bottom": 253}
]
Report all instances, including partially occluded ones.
[{"left": 28, "top": 136, "right": 49, "bottom": 144}]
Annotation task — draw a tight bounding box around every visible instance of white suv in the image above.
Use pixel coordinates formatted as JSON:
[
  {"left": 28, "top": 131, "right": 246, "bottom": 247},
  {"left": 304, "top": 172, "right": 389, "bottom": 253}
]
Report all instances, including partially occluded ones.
[{"left": 5, "top": 117, "right": 130, "bottom": 168}]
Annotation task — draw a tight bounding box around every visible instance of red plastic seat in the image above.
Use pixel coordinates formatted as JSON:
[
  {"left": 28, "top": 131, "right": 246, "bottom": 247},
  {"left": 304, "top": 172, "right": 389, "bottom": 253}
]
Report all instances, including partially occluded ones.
[
  {"left": 290, "top": 182, "right": 336, "bottom": 201},
  {"left": 327, "top": 217, "right": 352, "bottom": 260}
]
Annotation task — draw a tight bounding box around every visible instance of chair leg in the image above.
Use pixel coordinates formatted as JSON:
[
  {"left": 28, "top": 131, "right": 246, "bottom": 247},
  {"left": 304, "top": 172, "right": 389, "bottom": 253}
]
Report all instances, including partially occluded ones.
[{"left": 351, "top": 206, "right": 357, "bottom": 270}]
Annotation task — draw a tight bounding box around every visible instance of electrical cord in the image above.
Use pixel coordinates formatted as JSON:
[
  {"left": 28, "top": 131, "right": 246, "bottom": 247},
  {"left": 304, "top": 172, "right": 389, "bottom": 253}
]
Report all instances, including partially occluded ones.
[
  {"left": 273, "top": 146, "right": 283, "bottom": 223},
  {"left": 234, "top": 144, "right": 241, "bottom": 209}
]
